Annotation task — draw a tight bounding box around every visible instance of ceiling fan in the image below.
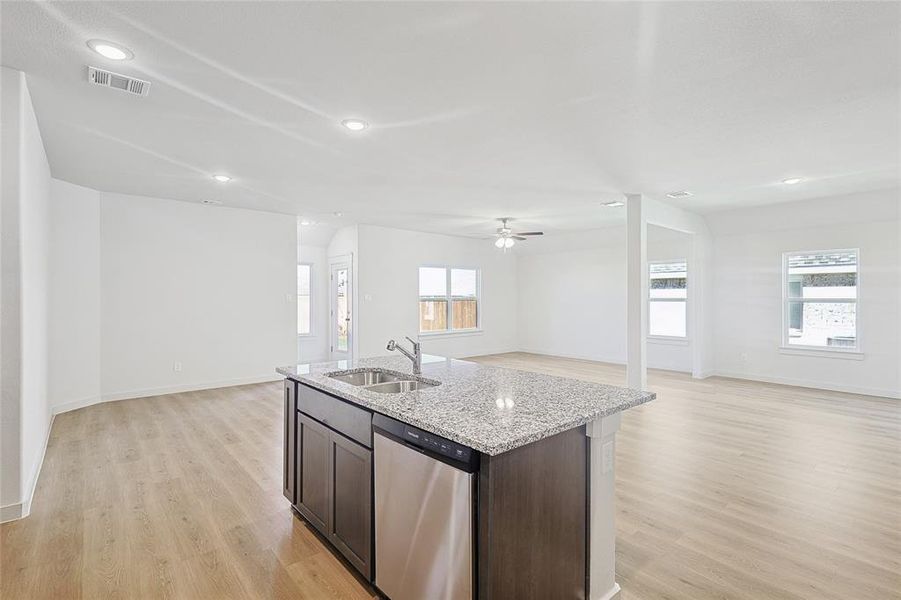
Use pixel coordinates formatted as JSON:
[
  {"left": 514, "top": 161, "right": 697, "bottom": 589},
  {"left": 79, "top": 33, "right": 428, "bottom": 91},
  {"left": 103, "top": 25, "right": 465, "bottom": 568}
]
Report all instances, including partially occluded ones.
[{"left": 493, "top": 218, "right": 543, "bottom": 251}]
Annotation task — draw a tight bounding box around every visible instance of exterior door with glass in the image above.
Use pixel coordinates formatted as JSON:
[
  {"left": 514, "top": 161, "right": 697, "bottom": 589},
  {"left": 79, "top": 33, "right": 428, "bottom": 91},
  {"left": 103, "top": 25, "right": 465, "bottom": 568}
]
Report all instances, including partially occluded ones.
[{"left": 330, "top": 259, "right": 352, "bottom": 360}]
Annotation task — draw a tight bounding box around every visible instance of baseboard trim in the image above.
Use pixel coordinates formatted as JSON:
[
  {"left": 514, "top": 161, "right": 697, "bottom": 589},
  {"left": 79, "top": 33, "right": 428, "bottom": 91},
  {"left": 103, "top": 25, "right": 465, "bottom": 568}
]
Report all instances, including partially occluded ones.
[
  {"left": 51, "top": 374, "right": 284, "bottom": 416},
  {"left": 593, "top": 582, "right": 622, "bottom": 600},
  {"left": 2, "top": 412, "right": 54, "bottom": 523},
  {"left": 21, "top": 412, "right": 54, "bottom": 518},
  {"left": 516, "top": 347, "right": 627, "bottom": 365},
  {"left": 514, "top": 348, "right": 693, "bottom": 375},
  {"left": 0, "top": 503, "right": 23, "bottom": 523},
  {"left": 496, "top": 351, "right": 894, "bottom": 399},
  {"left": 713, "top": 370, "right": 900, "bottom": 400},
  {"left": 51, "top": 395, "right": 103, "bottom": 416},
  {"left": 101, "top": 374, "right": 283, "bottom": 403},
  {"left": 458, "top": 347, "right": 522, "bottom": 360}
]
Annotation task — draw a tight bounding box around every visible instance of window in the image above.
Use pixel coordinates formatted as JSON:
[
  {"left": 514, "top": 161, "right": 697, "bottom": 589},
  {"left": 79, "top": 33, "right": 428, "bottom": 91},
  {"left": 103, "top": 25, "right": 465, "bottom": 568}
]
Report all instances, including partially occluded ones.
[
  {"left": 298, "top": 264, "right": 312, "bottom": 335},
  {"left": 649, "top": 260, "right": 687, "bottom": 338},
  {"left": 783, "top": 249, "right": 858, "bottom": 350},
  {"left": 419, "top": 266, "right": 480, "bottom": 333}
]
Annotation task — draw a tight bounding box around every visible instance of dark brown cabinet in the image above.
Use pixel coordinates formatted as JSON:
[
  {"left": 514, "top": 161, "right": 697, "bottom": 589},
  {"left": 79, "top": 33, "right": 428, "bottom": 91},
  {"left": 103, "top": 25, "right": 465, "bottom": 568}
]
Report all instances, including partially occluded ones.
[
  {"left": 282, "top": 380, "right": 296, "bottom": 504},
  {"left": 290, "top": 383, "right": 373, "bottom": 580},
  {"left": 329, "top": 432, "right": 372, "bottom": 577},
  {"left": 297, "top": 414, "right": 331, "bottom": 533}
]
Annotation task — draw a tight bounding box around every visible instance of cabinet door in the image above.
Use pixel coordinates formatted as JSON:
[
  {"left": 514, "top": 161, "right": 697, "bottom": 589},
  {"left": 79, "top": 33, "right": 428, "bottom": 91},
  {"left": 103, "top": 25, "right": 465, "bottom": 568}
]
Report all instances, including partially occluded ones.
[
  {"left": 283, "top": 380, "right": 296, "bottom": 504},
  {"left": 297, "top": 414, "right": 331, "bottom": 535},
  {"left": 330, "top": 432, "right": 372, "bottom": 579}
]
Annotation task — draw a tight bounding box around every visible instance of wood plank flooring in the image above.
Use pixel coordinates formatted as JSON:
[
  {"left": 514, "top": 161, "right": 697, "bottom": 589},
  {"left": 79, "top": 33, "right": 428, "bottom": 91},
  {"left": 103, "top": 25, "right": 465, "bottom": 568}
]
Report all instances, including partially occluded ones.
[
  {"left": 469, "top": 353, "right": 901, "bottom": 600},
  {"left": 2, "top": 352, "right": 899, "bottom": 599}
]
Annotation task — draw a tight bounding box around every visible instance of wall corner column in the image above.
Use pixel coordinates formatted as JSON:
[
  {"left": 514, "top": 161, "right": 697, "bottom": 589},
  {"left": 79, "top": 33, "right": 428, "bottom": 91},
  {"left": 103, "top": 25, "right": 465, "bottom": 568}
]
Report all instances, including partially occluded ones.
[{"left": 626, "top": 193, "right": 648, "bottom": 390}]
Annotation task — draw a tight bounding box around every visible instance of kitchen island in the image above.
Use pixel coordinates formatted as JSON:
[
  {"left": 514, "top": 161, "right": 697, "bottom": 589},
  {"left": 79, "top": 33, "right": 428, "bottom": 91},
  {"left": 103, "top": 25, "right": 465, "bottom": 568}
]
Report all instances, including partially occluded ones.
[{"left": 277, "top": 354, "right": 655, "bottom": 600}]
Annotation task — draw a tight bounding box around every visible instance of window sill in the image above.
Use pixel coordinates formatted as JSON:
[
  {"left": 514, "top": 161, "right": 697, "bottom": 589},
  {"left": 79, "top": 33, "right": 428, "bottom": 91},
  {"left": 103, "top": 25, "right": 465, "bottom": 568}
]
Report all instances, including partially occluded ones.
[
  {"left": 297, "top": 333, "right": 317, "bottom": 339},
  {"left": 419, "top": 329, "right": 483, "bottom": 339},
  {"left": 778, "top": 346, "right": 864, "bottom": 360},
  {"left": 648, "top": 336, "right": 689, "bottom": 346}
]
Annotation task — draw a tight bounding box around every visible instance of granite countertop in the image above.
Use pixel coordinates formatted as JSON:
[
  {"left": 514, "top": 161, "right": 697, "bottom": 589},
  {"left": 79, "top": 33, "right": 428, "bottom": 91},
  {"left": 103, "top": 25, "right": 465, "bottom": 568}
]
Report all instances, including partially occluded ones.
[{"left": 277, "top": 355, "right": 655, "bottom": 456}]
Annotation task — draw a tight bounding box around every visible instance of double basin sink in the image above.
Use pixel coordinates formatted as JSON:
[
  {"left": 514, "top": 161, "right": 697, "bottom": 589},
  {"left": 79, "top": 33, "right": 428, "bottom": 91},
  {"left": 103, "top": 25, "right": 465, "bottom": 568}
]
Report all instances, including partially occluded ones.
[{"left": 327, "top": 369, "right": 440, "bottom": 394}]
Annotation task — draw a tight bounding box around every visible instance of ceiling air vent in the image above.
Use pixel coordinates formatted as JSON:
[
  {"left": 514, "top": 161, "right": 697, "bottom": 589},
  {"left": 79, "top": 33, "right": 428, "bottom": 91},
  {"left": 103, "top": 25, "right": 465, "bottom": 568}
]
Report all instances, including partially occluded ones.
[{"left": 87, "top": 66, "right": 151, "bottom": 97}]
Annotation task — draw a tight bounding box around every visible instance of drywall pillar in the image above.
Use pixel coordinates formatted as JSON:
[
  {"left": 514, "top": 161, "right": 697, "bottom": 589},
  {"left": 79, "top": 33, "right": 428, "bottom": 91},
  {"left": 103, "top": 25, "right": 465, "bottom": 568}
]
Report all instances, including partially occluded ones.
[{"left": 626, "top": 193, "right": 648, "bottom": 390}]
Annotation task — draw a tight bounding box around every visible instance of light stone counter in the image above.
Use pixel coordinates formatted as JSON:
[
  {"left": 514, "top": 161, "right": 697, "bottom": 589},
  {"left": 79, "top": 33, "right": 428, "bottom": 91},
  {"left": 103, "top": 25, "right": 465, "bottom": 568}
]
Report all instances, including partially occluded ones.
[{"left": 277, "top": 354, "right": 654, "bottom": 456}]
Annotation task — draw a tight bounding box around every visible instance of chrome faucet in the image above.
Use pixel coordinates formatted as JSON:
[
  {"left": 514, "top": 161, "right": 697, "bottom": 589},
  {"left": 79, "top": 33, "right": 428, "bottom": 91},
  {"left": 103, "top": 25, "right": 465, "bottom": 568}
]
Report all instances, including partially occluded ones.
[{"left": 386, "top": 337, "right": 422, "bottom": 374}]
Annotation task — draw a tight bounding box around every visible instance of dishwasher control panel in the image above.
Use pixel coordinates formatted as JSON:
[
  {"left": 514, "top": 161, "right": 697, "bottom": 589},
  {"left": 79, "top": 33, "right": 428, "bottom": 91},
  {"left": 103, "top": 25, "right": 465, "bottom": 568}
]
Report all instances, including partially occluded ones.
[
  {"left": 402, "top": 426, "right": 472, "bottom": 462},
  {"left": 373, "top": 412, "right": 477, "bottom": 470}
]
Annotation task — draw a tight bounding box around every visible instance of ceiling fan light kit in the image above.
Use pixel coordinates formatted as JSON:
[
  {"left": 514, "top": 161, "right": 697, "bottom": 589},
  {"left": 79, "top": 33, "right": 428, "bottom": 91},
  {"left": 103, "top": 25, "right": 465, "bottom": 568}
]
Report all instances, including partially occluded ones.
[{"left": 493, "top": 218, "right": 543, "bottom": 251}]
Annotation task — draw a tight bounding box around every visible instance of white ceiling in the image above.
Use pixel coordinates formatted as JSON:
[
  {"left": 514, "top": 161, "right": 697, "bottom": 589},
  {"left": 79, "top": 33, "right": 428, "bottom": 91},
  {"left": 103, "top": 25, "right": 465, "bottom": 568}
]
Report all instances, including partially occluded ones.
[{"left": 2, "top": 1, "right": 899, "bottom": 239}]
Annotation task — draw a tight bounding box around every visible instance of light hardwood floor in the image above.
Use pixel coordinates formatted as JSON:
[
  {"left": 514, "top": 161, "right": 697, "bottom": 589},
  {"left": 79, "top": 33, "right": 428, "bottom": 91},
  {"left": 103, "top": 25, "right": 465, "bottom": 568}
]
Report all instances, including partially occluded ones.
[{"left": 2, "top": 352, "right": 899, "bottom": 599}]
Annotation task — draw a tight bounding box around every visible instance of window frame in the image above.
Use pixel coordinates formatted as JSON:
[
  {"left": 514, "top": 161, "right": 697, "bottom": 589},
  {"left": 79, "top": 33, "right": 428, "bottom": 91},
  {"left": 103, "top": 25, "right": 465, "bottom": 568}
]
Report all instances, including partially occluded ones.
[
  {"left": 418, "top": 265, "right": 482, "bottom": 336},
  {"left": 780, "top": 248, "right": 860, "bottom": 354},
  {"left": 297, "top": 262, "right": 314, "bottom": 337},
  {"left": 648, "top": 258, "right": 689, "bottom": 341}
]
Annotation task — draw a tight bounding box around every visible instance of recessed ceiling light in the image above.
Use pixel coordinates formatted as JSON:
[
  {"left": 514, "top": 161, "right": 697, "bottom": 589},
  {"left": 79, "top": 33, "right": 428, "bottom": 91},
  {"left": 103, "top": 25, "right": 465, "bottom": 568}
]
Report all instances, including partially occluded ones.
[
  {"left": 341, "top": 119, "right": 369, "bottom": 132},
  {"left": 212, "top": 174, "right": 231, "bottom": 183},
  {"left": 782, "top": 177, "right": 803, "bottom": 185},
  {"left": 333, "top": 211, "right": 343, "bottom": 217},
  {"left": 602, "top": 201, "right": 625, "bottom": 208},
  {"left": 666, "top": 191, "right": 693, "bottom": 199},
  {"left": 300, "top": 219, "right": 314, "bottom": 226},
  {"left": 86, "top": 39, "right": 133, "bottom": 61},
  {"left": 201, "top": 199, "right": 222, "bottom": 205}
]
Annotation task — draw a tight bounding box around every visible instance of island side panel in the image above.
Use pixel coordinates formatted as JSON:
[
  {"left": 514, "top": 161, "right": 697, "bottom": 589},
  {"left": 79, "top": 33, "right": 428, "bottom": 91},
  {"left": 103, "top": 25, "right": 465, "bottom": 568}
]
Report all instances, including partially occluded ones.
[
  {"left": 478, "top": 426, "right": 588, "bottom": 600},
  {"left": 586, "top": 412, "right": 622, "bottom": 600}
]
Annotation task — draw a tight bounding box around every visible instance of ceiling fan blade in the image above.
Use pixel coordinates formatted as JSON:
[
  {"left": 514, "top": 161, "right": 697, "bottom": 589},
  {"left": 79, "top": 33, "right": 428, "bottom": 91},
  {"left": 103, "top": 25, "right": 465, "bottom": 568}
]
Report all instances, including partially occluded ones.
[
  {"left": 512, "top": 235, "right": 528, "bottom": 241},
  {"left": 515, "top": 231, "right": 544, "bottom": 236}
]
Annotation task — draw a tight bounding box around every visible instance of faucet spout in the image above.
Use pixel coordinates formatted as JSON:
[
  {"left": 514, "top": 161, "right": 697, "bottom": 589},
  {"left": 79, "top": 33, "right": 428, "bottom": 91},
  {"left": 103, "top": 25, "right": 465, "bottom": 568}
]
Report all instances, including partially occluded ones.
[{"left": 386, "top": 337, "right": 422, "bottom": 374}]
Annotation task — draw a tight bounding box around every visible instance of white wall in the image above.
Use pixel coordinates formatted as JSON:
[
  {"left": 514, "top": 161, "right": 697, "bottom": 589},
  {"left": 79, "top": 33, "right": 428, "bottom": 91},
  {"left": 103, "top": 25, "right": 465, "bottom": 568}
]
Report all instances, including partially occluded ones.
[
  {"left": 516, "top": 225, "right": 694, "bottom": 372},
  {"left": 98, "top": 192, "right": 297, "bottom": 400},
  {"left": 1, "top": 67, "right": 52, "bottom": 520},
  {"left": 48, "top": 180, "right": 101, "bottom": 412},
  {"left": 708, "top": 189, "right": 900, "bottom": 398},
  {"left": 298, "top": 244, "right": 330, "bottom": 363},
  {"left": 355, "top": 225, "right": 518, "bottom": 359},
  {"left": 45, "top": 182, "right": 297, "bottom": 407},
  {"left": 518, "top": 229, "right": 627, "bottom": 363}
]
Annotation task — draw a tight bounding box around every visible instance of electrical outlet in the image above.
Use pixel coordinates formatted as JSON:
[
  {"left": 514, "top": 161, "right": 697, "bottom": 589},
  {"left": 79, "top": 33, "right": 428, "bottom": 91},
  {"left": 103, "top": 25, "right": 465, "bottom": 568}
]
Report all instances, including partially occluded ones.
[
  {"left": 602, "top": 441, "right": 614, "bottom": 474},
  {"left": 173, "top": 361, "right": 182, "bottom": 373}
]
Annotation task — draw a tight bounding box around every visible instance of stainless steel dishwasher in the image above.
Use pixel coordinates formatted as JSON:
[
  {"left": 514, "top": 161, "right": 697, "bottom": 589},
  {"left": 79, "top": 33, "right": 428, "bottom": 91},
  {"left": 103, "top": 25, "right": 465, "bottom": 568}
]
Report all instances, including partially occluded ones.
[{"left": 373, "top": 413, "right": 478, "bottom": 600}]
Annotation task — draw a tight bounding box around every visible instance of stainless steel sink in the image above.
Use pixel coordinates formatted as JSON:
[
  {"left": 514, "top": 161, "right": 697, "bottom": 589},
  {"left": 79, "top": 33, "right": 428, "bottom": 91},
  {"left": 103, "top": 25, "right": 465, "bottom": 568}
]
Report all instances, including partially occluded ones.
[
  {"left": 327, "top": 368, "right": 440, "bottom": 393},
  {"left": 328, "top": 370, "right": 405, "bottom": 386},
  {"left": 365, "top": 380, "right": 439, "bottom": 394}
]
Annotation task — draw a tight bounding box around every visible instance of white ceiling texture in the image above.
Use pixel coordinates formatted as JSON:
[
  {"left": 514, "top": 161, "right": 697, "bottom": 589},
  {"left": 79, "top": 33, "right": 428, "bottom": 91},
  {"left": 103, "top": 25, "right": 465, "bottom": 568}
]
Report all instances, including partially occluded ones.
[{"left": 2, "top": 1, "right": 898, "bottom": 240}]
